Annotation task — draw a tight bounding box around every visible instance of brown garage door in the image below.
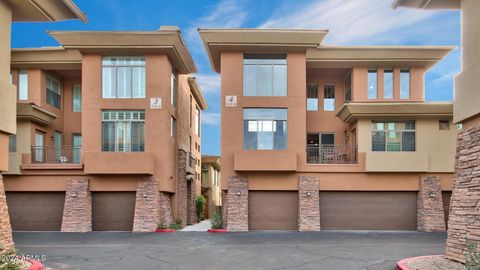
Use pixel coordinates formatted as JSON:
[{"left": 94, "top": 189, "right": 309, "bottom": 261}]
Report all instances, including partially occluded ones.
[
  {"left": 6, "top": 192, "right": 65, "bottom": 231},
  {"left": 320, "top": 192, "right": 417, "bottom": 230},
  {"left": 249, "top": 191, "right": 298, "bottom": 230},
  {"left": 92, "top": 192, "right": 136, "bottom": 231}
]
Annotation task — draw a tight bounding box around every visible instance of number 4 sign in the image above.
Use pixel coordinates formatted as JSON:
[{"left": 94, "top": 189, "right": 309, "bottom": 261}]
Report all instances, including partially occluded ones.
[{"left": 225, "top": 95, "right": 237, "bottom": 107}]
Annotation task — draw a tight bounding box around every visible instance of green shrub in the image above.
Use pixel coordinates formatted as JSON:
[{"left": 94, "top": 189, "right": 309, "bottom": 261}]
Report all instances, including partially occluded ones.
[
  {"left": 196, "top": 195, "right": 206, "bottom": 221},
  {"left": 0, "top": 245, "right": 22, "bottom": 270},
  {"left": 168, "top": 218, "right": 183, "bottom": 230},
  {"left": 466, "top": 241, "right": 480, "bottom": 270},
  {"left": 157, "top": 222, "right": 168, "bottom": 230},
  {"left": 211, "top": 210, "right": 223, "bottom": 229}
]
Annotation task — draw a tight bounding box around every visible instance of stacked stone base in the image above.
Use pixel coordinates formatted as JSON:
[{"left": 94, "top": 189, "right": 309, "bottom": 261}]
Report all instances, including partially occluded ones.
[
  {"left": 446, "top": 125, "right": 480, "bottom": 263},
  {"left": 0, "top": 174, "right": 13, "bottom": 251},
  {"left": 133, "top": 177, "right": 160, "bottom": 232},
  {"left": 298, "top": 176, "right": 320, "bottom": 231},
  {"left": 417, "top": 176, "right": 446, "bottom": 232},
  {"left": 226, "top": 176, "right": 248, "bottom": 232},
  {"left": 61, "top": 178, "right": 92, "bottom": 232}
]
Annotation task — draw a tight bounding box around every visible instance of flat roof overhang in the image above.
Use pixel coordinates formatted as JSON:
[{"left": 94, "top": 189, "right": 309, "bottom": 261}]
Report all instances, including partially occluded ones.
[
  {"left": 6, "top": 0, "right": 87, "bottom": 22},
  {"left": 198, "top": 28, "right": 328, "bottom": 73},
  {"left": 188, "top": 77, "right": 208, "bottom": 110},
  {"left": 337, "top": 102, "right": 453, "bottom": 123},
  {"left": 392, "top": 0, "right": 460, "bottom": 10},
  {"left": 17, "top": 103, "right": 58, "bottom": 125},
  {"left": 11, "top": 47, "right": 82, "bottom": 70},
  {"left": 48, "top": 30, "right": 197, "bottom": 74},
  {"left": 306, "top": 46, "right": 455, "bottom": 70}
]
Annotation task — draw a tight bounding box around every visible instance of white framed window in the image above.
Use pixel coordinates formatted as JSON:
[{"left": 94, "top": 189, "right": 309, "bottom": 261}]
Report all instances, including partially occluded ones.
[
  {"left": 244, "top": 108, "right": 288, "bottom": 150},
  {"left": 102, "top": 56, "right": 145, "bottom": 98},
  {"left": 372, "top": 121, "right": 415, "bottom": 152},
  {"left": 195, "top": 106, "right": 200, "bottom": 136},
  {"left": 344, "top": 72, "right": 352, "bottom": 103},
  {"left": 323, "top": 85, "right": 335, "bottom": 111},
  {"left": 72, "top": 84, "right": 82, "bottom": 112},
  {"left": 18, "top": 70, "right": 28, "bottom": 100},
  {"left": 171, "top": 73, "right": 177, "bottom": 107},
  {"left": 383, "top": 69, "right": 393, "bottom": 99},
  {"left": 368, "top": 69, "right": 377, "bottom": 99},
  {"left": 101, "top": 111, "right": 145, "bottom": 152},
  {"left": 307, "top": 83, "right": 318, "bottom": 111},
  {"left": 400, "top": 69, "right": 410, "bottom": 99},
  {"left": 34, "top": 131, "right": 44, "bottom": 162},
  {"left": 243, "top": 54, "right": 287, "bottom": 96},
  {"left": 46, "top": 76, "right": 61, "bottom": 108},
  {"left": 8, "top": 135, "right": 16, "bottom": 152}
]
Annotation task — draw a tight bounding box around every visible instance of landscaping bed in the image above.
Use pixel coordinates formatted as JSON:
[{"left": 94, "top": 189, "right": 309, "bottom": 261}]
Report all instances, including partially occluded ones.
[{"left": 397, "top": 255, "right": 464, "bottom": 270}]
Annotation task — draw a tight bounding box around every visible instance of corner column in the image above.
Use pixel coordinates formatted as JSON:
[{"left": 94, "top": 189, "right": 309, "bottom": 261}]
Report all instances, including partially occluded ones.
[
  {"left": 133, "top": 177, "right": 160, "bottom": 232},
  {"left": 227, "top": 175, "right": 248, "bottom": 232},
  {"left": 159, "top": 192, "right": 173, "bottom": 226},
  {"left": 61, "top": 178, "right": 92, "bottom": 232},
  {"left": 178, "top": 148, "right": 188, "bottom": 227},
  {"left": 417, "top": 176, "right": 446, "bottom": 232},
  {"left": 446, "top": 126, "right": 480, "bottom": 263},
  {"left": 298, "top": 176, "right": 320, "bottom": 231},
  {"left": 0, "top": 174, "right": 13, "bottom": 250}
]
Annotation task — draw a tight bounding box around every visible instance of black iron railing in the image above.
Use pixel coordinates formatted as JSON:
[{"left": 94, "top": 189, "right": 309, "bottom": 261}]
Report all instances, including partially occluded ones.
[
  {"left": 306, "top": 145, "right": 357, "bottom": 164},
  {"left": 31, "top": 146, "right": 82, "bottom": 164}
]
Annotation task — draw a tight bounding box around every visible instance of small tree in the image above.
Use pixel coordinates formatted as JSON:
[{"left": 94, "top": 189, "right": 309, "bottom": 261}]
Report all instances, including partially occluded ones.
[
  {"left": 196, "top": 195, "right": 206, "bottom": 221},
  {"left": 211, "top": 210, "right": 223, "bottom": 229}
]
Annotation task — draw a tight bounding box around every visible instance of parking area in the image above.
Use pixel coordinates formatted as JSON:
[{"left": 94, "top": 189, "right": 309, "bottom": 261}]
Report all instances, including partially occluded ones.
[{"left": 13, "top": 231, "right": 447, "bottom": 270}]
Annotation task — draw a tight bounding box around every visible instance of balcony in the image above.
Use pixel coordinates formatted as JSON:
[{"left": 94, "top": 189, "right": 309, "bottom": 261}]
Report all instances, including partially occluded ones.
[
  {"left": 31, "top": 145, "right": 82, "bottom": 164},
  {"left": 306, "top": 145, "right": 357, "bottom": 164}
]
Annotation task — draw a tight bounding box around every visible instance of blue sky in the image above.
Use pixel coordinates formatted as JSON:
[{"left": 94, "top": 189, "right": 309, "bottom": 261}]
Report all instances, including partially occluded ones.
[{"left": 11, "top": 0, "right": 461, "bottom": 156}]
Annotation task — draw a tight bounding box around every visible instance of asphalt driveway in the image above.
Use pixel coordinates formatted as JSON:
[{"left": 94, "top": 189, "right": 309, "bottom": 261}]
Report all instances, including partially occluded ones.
[{"left": 13, "top": 231, "right": 447, "bottom": 270}]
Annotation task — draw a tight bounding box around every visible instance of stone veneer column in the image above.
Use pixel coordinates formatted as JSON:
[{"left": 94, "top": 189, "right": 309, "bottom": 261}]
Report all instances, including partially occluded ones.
[
  {"left": 187, "top": 180, "right": 197, "bottom": 225},
  {"left": 133, "top": 177, "right": 160, "bottom": 232},
  {"left": 417, "top": 176, "right": 446, "bottom": 232},
  {"left": 446, "top": 126, "right": 480, "bottom": 263},
  {"left": 222, "top": 191, "right": 228, "bottom": 228},
  {"left": 178, "top": 148, "right": 188, "bottom": 227},
  {"left": 61, "top": 178, "right": 92, "bottom": 232},
  {"left": 227, "top": 175, "right": 248, "bottom": 232},
  {"left": 298, "top": 176, "right": 320, "bottom": 231},
  {"left": 0, "top": 174, "right": 13, "bottom": 250},
  {"left": 159, "top": 192, "right": 173, "bottom": 226}
]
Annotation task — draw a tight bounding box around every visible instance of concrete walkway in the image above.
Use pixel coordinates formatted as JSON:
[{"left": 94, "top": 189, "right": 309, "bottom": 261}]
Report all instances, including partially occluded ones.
[{"left": 180, "top": 219, "right": 212, "bottom": 231}]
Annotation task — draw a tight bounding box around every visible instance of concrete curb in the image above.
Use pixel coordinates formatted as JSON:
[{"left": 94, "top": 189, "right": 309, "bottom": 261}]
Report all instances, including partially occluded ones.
[{"left": 396, "top": 255, "right": 443, "bottom": 270}]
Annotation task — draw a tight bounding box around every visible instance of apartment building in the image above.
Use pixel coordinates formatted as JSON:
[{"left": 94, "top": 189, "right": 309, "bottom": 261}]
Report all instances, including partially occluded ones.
[
  {"left": 393, "top": 0, "right": 480, "bottom": 263},
  {"left": 201, "top": 155, "right": 221, "bottom": 218},
  {"left": 199, "top": 28, "right": 457, "bottom": 232},
  {"left": 3, "top": 27, "right": 207, "bottom": 232},
  {"left": 0, "top": 0, "right": 87, "bottom": 250}
]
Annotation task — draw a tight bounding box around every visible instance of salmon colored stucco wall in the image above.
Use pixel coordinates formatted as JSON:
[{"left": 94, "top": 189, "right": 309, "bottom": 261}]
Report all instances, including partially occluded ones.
[{"left": 352, "top": 67, "right": 424, "bottom": 102}]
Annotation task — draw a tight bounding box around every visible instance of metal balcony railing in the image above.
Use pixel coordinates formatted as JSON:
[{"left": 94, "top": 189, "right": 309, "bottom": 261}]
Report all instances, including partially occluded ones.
[
  {"left": 306, "top": 145, "right": 358, "bottom": 164},
  {"left": 31, "top": 146, "right": 82, "bottom": 164}
]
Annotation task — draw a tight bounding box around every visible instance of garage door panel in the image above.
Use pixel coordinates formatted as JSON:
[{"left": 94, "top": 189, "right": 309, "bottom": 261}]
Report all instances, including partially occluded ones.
[
  {"left": 6, "top": 192, "right": 65, "bottom": 231},
  {"left": 92, "top": 192, "right": 136, "bottom": 231},
  {"left": 249, "top": 191, "right": 298, "bottom": 230},
  {"left": 320, "top": 192, "right": 417, "bottom": 230}
]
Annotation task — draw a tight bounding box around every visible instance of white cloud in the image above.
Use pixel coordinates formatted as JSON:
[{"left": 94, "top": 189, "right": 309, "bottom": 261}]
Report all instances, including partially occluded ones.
[
  {"left": 202, "top": 112, "right": 220, "bottom": 125},
  {"left": 196, "top": 73, "right": 220, "bottom": 94},
  {"left": 259, "top": 0, "right": 438, "bottom": 44}
]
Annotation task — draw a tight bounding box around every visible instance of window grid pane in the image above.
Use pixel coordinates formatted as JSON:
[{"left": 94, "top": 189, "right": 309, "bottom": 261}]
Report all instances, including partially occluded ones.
[
  {"left": 371, "top": 121, "right": 415, "bottom": 152},
  {"left": 383, "top": 70, "right": 393, "bottom": 99},
  {"left": 243, "top": 109, "right": 287, "bottom": 150},
  {"left": 102, "top": 110, "right": 145, "bottom": 152},
  {"left": 400, "top": 69, "right": 410, "bottom": 99},
  {"left": 324, "top": 85, "right": 335, "bottom": 111},
  {"left": 18, "top": 70, "right": 28, "bottom": 100},
  {"left": 307, "top": 83, "right": 318, "bottom": 111},
  {"left": 102, "top": 56, "right": 145, "bottom": 98},
  {"left": 368, "top": 70, "right": 377, "bottom": 99},
  {"left": 243, "top": 55, "right": 287, "bottom": 97},
  {"left": 72, "top": 85, "right": 82, "bottom": 112}
]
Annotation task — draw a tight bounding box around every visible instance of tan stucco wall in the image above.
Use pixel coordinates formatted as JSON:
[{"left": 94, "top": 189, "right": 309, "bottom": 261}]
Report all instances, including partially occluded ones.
[
  {"left": 358, "top": 118, "right": 456, "bottom": 172},
  {"left": 454, "top": 0, "right": 480, "bottom": 123}
]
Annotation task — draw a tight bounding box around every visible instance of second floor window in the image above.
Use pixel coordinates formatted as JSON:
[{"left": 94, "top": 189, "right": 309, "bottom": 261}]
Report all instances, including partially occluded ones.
[
  {"left": 307, "top": 83, "right": 318, "bottom": 111},
  {"left": 46, "top": 76, "right": 61, "bottom": 109},
  {"left": 8, "top": 135, "right": 16, "bottom": 152},
  {"left": 368, "top": 69, "right": 377, "bottom": 99},
  {"left": 72, "top": 84, "right": 82, "bottom": 112},
  {"left": 324, "top": 85, "right": 335, "bottom": 111},
  {"left": 344, "top": 73, "right": 352, "bottom": 103},
  {"left": 18, "top": 70, "right": 28, "bottom": 100},
  {"left": 171, "top": 72, "right": 177, "bottom": 107},
  {"left": 243, "top": 54, "right": 287, "bottom": 96},
  {"left": 400, "top": 69, "right": 410, "bottom": 99},
  {"left": 244, "top": 108, "right": 287, "bottom": 150},
  {"left": 195, "top": 106, "right": 200, "bottom": 136},
  {"left": 102, "top": 110, "right": 145, "bottom": 152},
  {"left": 383, "top": 69, "right": 393, "bottom": 99},
  {"left": 372, "top": 121, "right": 415, "bottom": 152},
  {"left": 102, "top": 56, "right": 145, "bottom": 98}
]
